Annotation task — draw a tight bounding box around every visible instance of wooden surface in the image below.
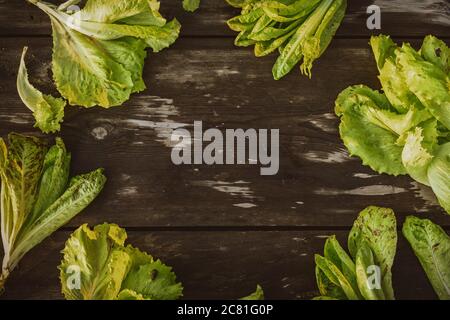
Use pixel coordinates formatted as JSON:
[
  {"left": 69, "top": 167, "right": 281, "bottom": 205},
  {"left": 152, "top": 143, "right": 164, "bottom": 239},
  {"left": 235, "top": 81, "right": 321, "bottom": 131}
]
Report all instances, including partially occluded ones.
[{"left": 0, "top": 0, "right": 449, "bottom": 299}]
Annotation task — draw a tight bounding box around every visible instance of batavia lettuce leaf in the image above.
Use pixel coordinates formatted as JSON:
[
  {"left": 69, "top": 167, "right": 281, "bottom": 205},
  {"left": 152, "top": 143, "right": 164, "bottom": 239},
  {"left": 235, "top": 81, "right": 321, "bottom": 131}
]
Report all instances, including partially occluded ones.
[
  {"left": 336, "top": 35, "right": 450, "bottom": 214},
  {"left": 226, "top": 0, "right": 347, "bottom": 79},
  {"left": 0, "top": 134, "right": 106, "bottom": 293},
  {"left": 26, "top": 0, "right": 180, "bottom": 110},
  {"left": 314, "top": 206, "right": 397, "bottom": 300},
  {"left": 60, "top": 223, "right": 183, "bottom": 300},
  {"left": 403, "top": 216, "right": 450, "bottom": 300}
]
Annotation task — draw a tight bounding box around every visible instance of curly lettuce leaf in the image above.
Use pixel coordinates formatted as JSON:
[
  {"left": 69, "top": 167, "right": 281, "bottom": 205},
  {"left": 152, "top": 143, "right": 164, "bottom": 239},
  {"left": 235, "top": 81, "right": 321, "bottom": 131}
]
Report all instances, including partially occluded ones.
[
  {"left": 403, "top": 216, "right": 450, "bottom": 300},
  {"left": 183, "top": 0, "right": 201, "bottom": 12},
  {"left": 370, "top": 35, "right": 424, "bottom": 113},
  {"left": 420, "top": 35, "right": 449, "bottom": 74},
  {"left": 60, "top": 223, "right": 183, "bottom": 300},
  {"left": 335, "top": 85, "right": 407, "bottom": 175},
  {"left": 121, "top": 245, "right": 183, "bottom": 300},
  {"left": 401, "top": 121, "right": 438, "bottom": 186},
  {"left": 347, "top": 206, "right": 397, "bottom": 300},
  {"left": 397, "top": 43, "right": 450, "bottom": 131},
  {"left": 17, "top": 47, "right": 65, "bottom": 133},
  {"left": 29, "top": 0, "right": 180, "bottom": 108}
]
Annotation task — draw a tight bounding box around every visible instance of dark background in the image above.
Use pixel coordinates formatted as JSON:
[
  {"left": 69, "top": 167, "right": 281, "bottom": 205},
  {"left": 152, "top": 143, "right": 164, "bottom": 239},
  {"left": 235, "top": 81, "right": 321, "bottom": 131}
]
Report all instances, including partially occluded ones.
[{"left": 0, "top": 0, "right": 449, "bottom": 299}]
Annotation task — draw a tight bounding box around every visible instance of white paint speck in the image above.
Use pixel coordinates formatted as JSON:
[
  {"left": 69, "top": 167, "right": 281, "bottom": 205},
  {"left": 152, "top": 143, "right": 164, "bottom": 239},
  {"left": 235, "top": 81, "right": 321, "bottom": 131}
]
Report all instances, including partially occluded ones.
[{"left": 91, "top": 127, "right": 108, "bottom": 140}]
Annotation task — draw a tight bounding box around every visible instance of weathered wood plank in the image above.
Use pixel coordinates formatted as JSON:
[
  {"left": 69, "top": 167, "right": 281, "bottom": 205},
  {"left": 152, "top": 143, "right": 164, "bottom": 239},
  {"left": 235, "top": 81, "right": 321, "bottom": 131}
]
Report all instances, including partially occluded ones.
[
  {"left": 0, "top": 0, "right": 448, "bottom": 38},
  {"left": 0, "top": 37, "right": 448, "bottom": 227},
  {"left": 0, "top": 230, "right": 439, "bottom": 300}
]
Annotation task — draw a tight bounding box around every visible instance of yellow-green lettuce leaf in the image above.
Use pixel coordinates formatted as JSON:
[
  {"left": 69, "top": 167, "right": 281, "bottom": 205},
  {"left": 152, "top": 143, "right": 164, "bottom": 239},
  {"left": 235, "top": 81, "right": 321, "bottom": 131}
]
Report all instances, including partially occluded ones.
[
  {"left": 17, "top": 47, "right": 65, "bottom": 133},
  {"left": 427, "top": 143, "right": 450, "bottom": 214}
]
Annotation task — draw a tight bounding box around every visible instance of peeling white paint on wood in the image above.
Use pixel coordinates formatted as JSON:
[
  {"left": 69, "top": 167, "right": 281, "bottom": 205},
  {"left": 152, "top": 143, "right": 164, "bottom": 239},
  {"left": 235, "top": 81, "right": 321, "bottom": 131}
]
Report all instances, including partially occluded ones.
[
  {"left": 192, "top": 180, "right": 260, "bottom": 200},
  {"left": 315, "top": 185, "right": 407, "bottom": 196},
  {"left": 303, "top": 150, "right": 351, "bottom": 164}
]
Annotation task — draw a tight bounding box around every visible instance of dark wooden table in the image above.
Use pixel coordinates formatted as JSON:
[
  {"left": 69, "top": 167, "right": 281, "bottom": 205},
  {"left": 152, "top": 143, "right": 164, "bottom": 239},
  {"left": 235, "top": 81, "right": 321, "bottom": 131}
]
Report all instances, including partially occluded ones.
[{"left": 0, "top": 0, "right": 449, "bottom": 300}]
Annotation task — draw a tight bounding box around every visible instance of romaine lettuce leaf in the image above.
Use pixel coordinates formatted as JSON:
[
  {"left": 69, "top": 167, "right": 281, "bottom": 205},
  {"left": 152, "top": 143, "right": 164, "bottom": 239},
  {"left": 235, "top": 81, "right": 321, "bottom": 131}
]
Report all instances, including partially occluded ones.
[
  {"left": 17, "top": 47, "right": 66, "bottom": 133},
  {"left": 427, "top": 143, "right": 450, "bottom": 213},
  {"left": 227, "top": 0, "right": 346, "bottom": 79},
  {"left": 347, "top": 206, "right": 397, "bottom": 300},
  {"left": 403, "top": 216, "right": 450, "bottom": 300},
  {"left": 314, "top": 206, "right": 397, "bottom": 300},
  {"left": 0, "top": 134, "right": 105, "bottom": 293}
]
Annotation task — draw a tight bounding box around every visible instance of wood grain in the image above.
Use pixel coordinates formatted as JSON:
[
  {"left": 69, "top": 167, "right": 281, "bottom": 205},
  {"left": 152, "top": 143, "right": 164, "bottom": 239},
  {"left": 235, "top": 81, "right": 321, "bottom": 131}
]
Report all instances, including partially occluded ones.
[
  {"left": 1, "top": 230, "right": 440, "bottom": 300},
  {"left": 0, "top": 0, "right": 449, "bottom": 37},
  {"left": 0, "top": 0, "right": 449, "bottom": 300},
  {"left": 0, "top": 37, "right": 448, "bottom": 227}
]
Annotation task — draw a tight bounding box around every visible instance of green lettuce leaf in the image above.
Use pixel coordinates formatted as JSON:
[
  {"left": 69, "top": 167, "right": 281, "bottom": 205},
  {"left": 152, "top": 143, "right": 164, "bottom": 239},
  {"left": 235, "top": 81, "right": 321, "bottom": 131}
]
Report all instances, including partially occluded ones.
[
  {"left": 397, "top": 43, "right": 450, "bottom": 130},
  {"left": 403, "top": 216, "right": 450, "bottom": 300},
  {"left": 0, "top": 134, "right": 105, "bottom": 293},
  {"left": 314, "top": 206, "right": 398, "bottom": 300},
  {"left": 183, "top": 0, "right": 201, "bottom": 12},
  {"left": 427, "top": 143, "right": 450, "bottom": 213},
  {"left": 337, "top": 36, "right": 450, "bottom": 214},
  {"left": 300, "top": 0, "right": 346, "bottom": 77},
  {"left": 335, "top": 85, "right": 407, "bottom": 175},
  {"left": 60, "top": 223, "right": 183, "bottom": 300},
  {"left": 29, "top": 0, "right": 180, "bottom": 108},
  {"left": 354, "top": 241, "right": 385, "bottom": 300},
  {"left": 370, "top": 35, "right": 424, "bottom": 113},
  {"left": 347, "top": 206, "right": 397, "bottom": 300},
  {"left": 17, "top": 47, "right": 66, "bottom": 133},
  {"left": 314, "top": 254, "right": 360, "bottom": 300},
  {"left": 401, "top": 121, "right": 438, "bottom": 186},
  {"left": 420, "top": 35, "right": 449, "bottom": 74},
  {"left": 240, "top": 285, "right": 264, "bottom": 300},
  {"left": 227, "top": 0, "right": 346, "bottom": 79}
]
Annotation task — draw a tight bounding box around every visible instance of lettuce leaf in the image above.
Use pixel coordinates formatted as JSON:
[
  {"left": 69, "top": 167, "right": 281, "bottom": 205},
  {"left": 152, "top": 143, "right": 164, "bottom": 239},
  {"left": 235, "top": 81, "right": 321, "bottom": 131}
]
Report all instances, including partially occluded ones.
[
  {"left": 336, "top": 35, "right": 450, "bottom": 214},
  {"left": 17, "top": 47, "right": 66, "bottom": 133},
  {"left": 183, "top": 0, "right": 201, "bottom": 12},
  {"left": 397, "top": 43, "right": 450, "bottom": 131},
  {"left": 314, "top": 206, "right": 397, "bottom": 300},
  {"left": 347, "top": 206, "right": 397, "bottom": 300},
  {"left": 0, "top": 134, "right": 106, "bottom": 293},
  {"left": 427, "top": 143, "right": 450, "bottom": 213},
  {"left": 28, "top": 0, "right": 180, "bottom": 108},
  {"left": 227, "top": 0, "right": 347, "bottom": 79},
  {"left": 403, "top": 216, "right": 450, "bottom": 300},
  {"left": 335, "top": 85, "right": 407, "bottom": 175},
  {"left": 60, "top": 223, "right": 183, "bottom": 300},
  {"left": 240, "top": 285, "right": 264, "bottom": 300}
]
